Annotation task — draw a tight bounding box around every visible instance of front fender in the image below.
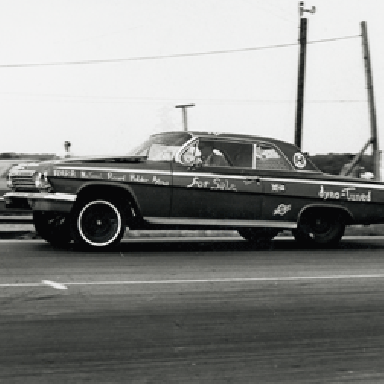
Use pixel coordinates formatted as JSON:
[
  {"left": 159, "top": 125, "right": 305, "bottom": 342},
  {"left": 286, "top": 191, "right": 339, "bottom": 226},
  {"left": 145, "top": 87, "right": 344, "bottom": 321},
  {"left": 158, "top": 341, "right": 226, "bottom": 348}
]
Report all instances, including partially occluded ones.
[{"left": 75, "top": 181, "right": 142, "bottom": 217}]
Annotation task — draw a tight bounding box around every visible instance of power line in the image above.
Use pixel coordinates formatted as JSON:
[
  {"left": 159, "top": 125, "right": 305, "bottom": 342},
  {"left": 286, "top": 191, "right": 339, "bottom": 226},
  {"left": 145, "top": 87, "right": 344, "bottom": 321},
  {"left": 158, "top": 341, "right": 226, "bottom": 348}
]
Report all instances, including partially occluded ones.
[
  {"left": 0, "top": 35, "right": 361, "bottom": 69},
  {"left": 307, "top": 35, "right": 361, "bottom": 45},
  {"left": 0, "top": 43, "right": 298, "bottom": 68}
]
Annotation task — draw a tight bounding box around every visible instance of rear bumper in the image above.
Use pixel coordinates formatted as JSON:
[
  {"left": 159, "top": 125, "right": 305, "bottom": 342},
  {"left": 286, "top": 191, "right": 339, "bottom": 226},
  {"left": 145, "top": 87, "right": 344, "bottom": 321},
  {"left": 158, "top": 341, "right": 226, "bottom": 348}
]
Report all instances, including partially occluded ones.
[{"left": 4, "top": 192, "right": 76, "bottom": 213}]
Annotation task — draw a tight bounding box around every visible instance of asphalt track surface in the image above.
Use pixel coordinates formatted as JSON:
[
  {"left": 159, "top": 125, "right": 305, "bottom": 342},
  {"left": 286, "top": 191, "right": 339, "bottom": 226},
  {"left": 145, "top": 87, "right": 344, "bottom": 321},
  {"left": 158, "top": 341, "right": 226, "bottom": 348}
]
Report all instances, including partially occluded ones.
[{"left": 2, "top": 237, "right": 384, "bottom": 383}]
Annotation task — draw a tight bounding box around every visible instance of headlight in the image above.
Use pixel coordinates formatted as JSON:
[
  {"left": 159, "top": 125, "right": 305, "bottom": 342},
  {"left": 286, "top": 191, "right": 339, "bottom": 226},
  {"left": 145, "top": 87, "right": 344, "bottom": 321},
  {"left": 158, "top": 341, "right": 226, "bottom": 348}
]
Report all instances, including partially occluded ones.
[
  {"left": 6, "top": 174, "right": 13, "bottom": 188},
  {"left": 33, "top": 171, "right": 53, "bottom": 191}
]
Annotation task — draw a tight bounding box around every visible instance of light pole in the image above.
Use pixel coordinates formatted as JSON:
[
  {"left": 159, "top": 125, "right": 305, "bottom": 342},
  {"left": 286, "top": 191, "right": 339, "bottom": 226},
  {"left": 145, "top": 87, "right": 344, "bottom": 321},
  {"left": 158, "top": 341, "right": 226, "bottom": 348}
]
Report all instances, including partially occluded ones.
[{"left": 175, "top": 104, "right": 195, "bottom": 131}]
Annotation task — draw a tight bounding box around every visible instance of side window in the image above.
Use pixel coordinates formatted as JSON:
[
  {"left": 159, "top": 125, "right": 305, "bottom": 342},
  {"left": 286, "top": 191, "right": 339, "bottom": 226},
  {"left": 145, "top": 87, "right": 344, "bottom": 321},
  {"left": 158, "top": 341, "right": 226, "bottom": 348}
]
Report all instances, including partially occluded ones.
[
  {"left": 229, "top": 143, "right": 253, "bottom": 168},
  {"left": 180, "top": 140, "right": 254, "bottom": 168},
  {"left": 180, "top": 140, "right": 229, "bottom": 167},
  {"left": 255, "top": 143, "right": 292, "bottom": 171},
  {"left": 198, "top": 140, "right": 229, "bottom": 167}
]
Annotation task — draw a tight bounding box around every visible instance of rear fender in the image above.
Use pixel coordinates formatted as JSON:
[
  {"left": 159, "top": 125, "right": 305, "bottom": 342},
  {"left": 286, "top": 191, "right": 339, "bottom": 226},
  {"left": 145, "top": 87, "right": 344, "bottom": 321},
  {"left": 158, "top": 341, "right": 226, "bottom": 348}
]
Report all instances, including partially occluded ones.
[{"left": 298, "top": 203, "right": 353, "bottom": 225}]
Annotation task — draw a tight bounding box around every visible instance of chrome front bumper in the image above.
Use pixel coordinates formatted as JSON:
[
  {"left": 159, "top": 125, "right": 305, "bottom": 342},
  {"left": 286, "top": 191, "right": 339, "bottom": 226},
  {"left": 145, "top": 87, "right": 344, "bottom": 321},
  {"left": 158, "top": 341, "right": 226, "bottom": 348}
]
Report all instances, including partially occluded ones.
[{"left": 4, "top": 192, "right": 76, "bottom": 213}]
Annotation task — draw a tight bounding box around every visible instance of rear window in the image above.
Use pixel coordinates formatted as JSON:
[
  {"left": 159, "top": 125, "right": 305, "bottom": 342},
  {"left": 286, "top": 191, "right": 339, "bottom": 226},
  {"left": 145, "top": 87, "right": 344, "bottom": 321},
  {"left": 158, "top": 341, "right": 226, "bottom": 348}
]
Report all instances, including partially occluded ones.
[{"left": 255, "top": 143, "right": 292, "bottom": 171}]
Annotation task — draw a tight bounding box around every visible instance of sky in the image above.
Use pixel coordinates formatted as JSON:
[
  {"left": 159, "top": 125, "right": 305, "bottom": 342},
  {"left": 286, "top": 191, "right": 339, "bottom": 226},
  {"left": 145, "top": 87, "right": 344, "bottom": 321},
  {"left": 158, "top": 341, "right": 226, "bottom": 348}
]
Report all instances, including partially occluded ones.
[{"left": 0, "top": 0, "right": 383, "bottom": 156}]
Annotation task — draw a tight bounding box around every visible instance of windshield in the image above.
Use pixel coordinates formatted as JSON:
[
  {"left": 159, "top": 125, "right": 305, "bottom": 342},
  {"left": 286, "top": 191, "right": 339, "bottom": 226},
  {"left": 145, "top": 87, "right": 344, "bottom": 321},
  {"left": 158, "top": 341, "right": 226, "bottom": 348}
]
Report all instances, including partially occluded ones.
[{"left": 128, "top": 132, "right": 192, "bottom": 161}]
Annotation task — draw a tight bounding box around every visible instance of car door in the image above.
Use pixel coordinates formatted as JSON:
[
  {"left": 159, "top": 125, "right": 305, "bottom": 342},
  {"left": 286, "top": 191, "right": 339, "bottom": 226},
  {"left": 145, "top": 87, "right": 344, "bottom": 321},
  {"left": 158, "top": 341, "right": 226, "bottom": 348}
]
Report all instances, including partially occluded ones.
[{"left": 170, "top": 138, "right": 264, "bottom": 223}]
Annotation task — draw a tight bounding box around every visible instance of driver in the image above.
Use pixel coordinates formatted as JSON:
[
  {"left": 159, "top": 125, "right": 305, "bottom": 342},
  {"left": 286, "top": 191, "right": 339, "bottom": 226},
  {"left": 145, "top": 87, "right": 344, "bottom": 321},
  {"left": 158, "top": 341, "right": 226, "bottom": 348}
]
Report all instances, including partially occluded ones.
[{"left": 198, "top": 140, "right": 228, "bottom": 166}]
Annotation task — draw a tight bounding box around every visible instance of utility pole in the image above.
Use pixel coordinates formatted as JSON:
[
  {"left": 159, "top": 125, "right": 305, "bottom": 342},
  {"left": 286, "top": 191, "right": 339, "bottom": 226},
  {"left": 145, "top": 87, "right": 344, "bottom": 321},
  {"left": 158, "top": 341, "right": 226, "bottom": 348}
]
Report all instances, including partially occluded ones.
[
  {"left": 361, "top": 21, "right": 380, "bottom": 180},
  {"left": 294, "top": 1, "right": 315, "bottom": 149},
  {"left": 175, "top": 104, "right": 195, "bottom": 132}
]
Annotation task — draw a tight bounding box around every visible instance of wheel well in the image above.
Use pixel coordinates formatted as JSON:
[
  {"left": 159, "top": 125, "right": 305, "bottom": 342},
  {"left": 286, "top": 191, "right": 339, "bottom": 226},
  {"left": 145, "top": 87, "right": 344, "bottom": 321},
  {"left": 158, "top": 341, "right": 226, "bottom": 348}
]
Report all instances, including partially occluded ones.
[
  {"left": 74, "top": 185, "right": 140, "bottom": 221},
  {"left": 298, "top": 205, "right": 353, "bottom": 226}
]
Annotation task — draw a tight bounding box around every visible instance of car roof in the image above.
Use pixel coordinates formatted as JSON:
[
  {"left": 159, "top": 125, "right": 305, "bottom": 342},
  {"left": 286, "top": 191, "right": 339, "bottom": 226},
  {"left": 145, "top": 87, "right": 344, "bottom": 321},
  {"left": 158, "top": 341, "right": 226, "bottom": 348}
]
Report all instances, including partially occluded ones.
[
  {"left": 154, "top": 131, "right": 298, "bottom": 148},
  {"left": 189, "top": 131, "right": 295, "bottom": 146}
]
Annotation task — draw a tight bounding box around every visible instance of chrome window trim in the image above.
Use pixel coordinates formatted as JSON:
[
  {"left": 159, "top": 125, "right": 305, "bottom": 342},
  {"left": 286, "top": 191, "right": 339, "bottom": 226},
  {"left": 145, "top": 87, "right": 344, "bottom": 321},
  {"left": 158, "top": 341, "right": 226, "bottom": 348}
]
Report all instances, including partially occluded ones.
[
  {"left": 175, "top": 137, "right": 256, "bottom": 169},
  {"left": 175, "top": 136, "right": 295, "bottom": 171},
  {"left": 174, "top": 137, "right": 199, "bottom": 165}
]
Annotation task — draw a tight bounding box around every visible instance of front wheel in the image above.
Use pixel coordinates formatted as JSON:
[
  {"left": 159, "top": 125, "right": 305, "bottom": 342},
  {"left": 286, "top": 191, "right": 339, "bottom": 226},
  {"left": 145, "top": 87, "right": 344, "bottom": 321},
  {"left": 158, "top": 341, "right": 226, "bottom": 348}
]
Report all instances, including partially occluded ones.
[
  {"left": 70, "top": 198, "right": 126, "bottom": 249},
  {"left": 33, "top": 211, "right": 72, "bottom": 246}
]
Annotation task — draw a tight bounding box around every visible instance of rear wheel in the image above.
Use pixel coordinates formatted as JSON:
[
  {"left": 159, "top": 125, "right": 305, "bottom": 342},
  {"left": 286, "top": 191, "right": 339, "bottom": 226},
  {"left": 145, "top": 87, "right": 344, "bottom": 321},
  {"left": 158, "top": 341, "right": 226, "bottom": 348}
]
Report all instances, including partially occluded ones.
[
  {"left": 70, "top": 198, "right": 126, "bottom": 249},
  {"left": 293, "top": 209, "right": 345, "bottom": 246},
  {"left": 33, "top": 211, "right": 72, "bottom": 246}
]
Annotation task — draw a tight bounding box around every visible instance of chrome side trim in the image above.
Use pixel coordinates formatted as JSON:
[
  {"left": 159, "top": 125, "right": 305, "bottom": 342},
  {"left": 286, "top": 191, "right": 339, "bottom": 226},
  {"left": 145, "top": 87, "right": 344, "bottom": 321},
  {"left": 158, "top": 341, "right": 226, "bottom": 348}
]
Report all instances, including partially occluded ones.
[
  {"left": 145, "top": 217, "right": 296, "bottom": 229},
  {"left": 172, "top": 172, "right": 257, "bottom": 180},
  {"left": 262, "top": 177, "right": 384, "bottom": 190},
  {"left": 54, "top": 166, "right": 171, "bottom": 175}
]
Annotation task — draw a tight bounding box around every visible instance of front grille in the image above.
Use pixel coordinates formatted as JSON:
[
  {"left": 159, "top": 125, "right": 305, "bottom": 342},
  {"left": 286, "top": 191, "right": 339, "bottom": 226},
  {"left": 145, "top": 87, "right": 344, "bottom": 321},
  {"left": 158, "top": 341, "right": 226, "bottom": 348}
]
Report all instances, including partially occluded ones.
[{"left": 11, "top": 174, "right": 37, "bottom": 192}]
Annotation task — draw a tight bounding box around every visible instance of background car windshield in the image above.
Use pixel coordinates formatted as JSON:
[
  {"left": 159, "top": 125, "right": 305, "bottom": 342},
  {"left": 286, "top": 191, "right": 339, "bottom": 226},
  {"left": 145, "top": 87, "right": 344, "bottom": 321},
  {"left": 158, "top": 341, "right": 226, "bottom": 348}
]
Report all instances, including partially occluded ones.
[{"left": 128, "top": 133, "right": 191, "bottom": 160}]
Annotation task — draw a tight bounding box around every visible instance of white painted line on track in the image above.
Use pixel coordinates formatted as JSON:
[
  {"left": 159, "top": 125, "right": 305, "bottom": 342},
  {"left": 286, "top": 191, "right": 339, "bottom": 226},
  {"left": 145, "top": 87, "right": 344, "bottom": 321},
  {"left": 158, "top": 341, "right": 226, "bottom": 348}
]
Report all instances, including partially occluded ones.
[
  {"left": 63, "top": 274, "right": 384, "bottom": 285},
  {"left": 0, "top": 283, "right": 41, "bottom": 287},
  {"left": 42, "top": 280, "right": 67, "bottom": 290},
  {"left": 2, "top": 274, "right": 384, "bottom": 289}
]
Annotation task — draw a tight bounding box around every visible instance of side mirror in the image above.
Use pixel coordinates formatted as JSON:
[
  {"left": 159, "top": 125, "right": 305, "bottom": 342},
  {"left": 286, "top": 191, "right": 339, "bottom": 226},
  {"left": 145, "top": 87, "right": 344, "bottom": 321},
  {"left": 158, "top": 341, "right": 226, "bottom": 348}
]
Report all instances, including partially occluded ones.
[{"left": 187, "top": 159, "right": 203, "bottom": 170}]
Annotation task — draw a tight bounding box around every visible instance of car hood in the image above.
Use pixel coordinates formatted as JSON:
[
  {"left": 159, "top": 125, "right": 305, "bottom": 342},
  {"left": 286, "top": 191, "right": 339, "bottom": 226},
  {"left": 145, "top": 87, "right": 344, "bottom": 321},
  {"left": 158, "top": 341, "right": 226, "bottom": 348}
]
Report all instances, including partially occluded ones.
[
  {"left": 8, "top": 155, "right": 146, "bottom": 174},
  {"left": 58, "top": 155, "right": 146, "bottom": 165}
]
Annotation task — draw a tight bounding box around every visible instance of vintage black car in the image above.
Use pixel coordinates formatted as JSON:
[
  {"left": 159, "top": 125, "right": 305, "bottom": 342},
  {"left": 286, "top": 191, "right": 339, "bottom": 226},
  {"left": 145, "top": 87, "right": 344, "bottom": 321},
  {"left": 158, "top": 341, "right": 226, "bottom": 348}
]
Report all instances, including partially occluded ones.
[{"left": 4, "top": 131, "right": 384, "bottom": 249}]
